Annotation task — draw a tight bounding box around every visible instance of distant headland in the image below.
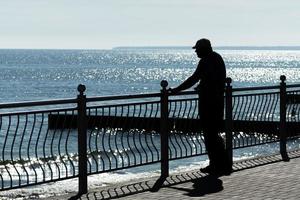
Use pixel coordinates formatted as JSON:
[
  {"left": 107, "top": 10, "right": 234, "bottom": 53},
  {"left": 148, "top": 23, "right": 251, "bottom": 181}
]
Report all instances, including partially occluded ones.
[{"left": 113, "top": 46, "right": 300, "bottom": 50}]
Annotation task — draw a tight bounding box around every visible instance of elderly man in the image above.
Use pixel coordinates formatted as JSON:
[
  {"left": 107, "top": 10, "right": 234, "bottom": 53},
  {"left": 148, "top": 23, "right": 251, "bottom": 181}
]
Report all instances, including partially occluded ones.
[{"left": 170, "top": 38, "right": 231, "bottom": 176}]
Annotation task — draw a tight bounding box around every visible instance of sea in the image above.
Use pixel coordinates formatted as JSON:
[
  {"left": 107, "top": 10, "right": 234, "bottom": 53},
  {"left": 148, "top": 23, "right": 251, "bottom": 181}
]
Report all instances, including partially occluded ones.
[{"left": 1, "top": 47, "right": 300, "bottom": 199}]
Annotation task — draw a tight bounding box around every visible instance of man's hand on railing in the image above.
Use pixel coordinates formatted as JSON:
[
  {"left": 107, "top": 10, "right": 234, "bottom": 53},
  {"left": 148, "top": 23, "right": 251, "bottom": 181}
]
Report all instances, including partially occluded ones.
[{"left": 168, "top": 88, "right": 179, "bottom": 94}]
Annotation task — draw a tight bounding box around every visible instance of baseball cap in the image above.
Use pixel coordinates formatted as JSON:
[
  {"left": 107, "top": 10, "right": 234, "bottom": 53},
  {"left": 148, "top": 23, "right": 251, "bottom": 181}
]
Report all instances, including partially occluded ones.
[{"left": 192, "top": 38, "right": 211, "bottom": 49}]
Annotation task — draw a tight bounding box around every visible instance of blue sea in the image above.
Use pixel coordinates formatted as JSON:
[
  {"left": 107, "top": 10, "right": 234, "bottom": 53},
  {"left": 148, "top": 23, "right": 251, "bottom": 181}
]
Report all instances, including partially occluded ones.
[
  {"left": 1, "top": 47, "right": 300, "bottom": 199},
  {"left": 1, "top": 47, "right": 300, "bottom": 102}
]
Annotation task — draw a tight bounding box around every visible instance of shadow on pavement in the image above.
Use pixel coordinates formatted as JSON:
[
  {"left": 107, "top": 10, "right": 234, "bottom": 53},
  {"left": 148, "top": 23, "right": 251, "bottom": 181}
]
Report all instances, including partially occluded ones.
[
  {"left": 169, "top": 175, "right": 223, "bottom": 197},
  {"left": 68, "top": 150, "right": 300, "bottom": 200},
  {"left": 68, "top": 171, "right": 206, "bottom": 200}
]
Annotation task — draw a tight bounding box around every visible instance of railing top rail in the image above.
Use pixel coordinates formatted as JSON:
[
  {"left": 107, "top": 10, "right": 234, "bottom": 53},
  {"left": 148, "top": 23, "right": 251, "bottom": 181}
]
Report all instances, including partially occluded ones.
[
  {"left": 87, "top": 100, "right": 161, "bottom": 110},
  {"left": 86, "top": 92, "right": 161, "bottom": 102},
  {"left": 286, "top": 84, "right": 300, "bottom": 89},
  {"left": 0, "top": 98, "right": 77, "bottom": 109},
  {"left": 232, "top": 83, "right": 300, "bottom": 92},
  {"left": 232, "top": 85, "right": 280, "bottom": 92},
  {"left": 0, "top": 107, "right": 77, "bottom": 117},
  {"left": 86, "top": 90, "right": 199, "bottom": 102},
  {"left": 169, "top": 90, "right": 198, "bottom": 96}
]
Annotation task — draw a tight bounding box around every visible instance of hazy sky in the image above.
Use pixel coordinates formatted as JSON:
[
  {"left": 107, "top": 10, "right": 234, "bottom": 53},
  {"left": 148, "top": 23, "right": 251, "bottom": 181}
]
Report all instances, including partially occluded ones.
[{"left": 1, "top": 0, "right": 300, "bottom": 49}]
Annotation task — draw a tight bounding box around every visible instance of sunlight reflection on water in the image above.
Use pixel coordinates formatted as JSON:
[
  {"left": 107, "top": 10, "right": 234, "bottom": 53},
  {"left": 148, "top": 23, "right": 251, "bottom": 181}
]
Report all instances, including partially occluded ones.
[{"left": 0, "top": 49, "right": 300, "bottom": 100}]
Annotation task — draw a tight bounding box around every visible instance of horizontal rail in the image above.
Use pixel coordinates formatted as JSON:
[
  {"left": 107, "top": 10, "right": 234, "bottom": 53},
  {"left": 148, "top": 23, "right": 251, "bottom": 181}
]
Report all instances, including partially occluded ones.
[
  {"left": 86, "top": 92, "right": 161, "bottom": 102},
  {"left": 87, "top": 90, "right": 198, "bottom": 102},
  {"left": 286, "top": 84, "right": 300, "bottom": 88},
  {"left": 0, "top": 107, "right": 77, "bottom": 117},
  {"left": 0, "top": 98, "right": 77, "bottom": 109},
  {"left": 87, "top": 100, "right": 161, "bottom": 110},
  {"left": 233, "top": 91, "right": 279, "bottom": 97},
  {"left": 232, "top": 85, "right": 280, "bottom": 92},
  {"left": 168, "top": 90, "right": 198, "bottom": 96}
]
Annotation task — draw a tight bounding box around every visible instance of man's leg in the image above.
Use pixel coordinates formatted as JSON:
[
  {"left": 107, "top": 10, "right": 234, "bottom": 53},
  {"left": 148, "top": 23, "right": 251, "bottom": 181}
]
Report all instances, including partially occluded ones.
[{"left": 202, "top": 127, "right": 232, "bottom": 175}]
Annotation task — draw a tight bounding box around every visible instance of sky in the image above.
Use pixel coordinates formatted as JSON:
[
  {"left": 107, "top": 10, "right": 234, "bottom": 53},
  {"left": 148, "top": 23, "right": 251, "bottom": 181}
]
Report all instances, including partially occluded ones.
[{"left": 0, "top": 0, "right": 300, "bottom": 49}]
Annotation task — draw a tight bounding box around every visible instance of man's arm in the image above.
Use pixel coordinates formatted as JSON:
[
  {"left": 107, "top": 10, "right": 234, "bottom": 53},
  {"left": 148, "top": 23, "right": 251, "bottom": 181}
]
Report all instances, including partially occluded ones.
[{"left": 170, "top": 65, "right": 201, "bottom": 94}]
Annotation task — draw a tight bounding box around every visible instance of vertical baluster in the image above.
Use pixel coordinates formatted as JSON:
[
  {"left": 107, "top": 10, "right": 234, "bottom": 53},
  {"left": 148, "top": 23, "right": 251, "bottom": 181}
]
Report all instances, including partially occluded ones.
[
  {"left": 77, "top": 84, "right": 88, "bottom": 194},
  {"left": 152, "top": 80, "right": 169, "bottom": 192},
  {"left": 160, "top": 80, "right": 169, "bottom": 178},
  {"left": 279, "top": 75, "right": 289, "bottom": 161},
  {"left": 225, "top": 77, "right": 233, "bottom": 167}
]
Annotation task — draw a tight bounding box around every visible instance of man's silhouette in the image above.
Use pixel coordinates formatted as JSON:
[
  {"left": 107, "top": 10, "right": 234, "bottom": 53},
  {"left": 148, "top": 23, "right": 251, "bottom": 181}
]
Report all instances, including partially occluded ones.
[{"left": 170, "top": 38, "right": 231, "bottom": 176}]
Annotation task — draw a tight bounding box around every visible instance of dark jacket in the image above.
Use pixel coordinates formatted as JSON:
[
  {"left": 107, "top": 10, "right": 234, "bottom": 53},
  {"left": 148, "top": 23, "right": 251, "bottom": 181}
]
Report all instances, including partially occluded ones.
[{"left": 173, "top": 51, "right": 226, "bottom": 123}]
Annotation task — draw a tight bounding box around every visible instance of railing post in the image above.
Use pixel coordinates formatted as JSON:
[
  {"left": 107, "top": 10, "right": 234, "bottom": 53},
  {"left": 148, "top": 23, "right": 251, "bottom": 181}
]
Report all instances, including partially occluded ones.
[
  {"left": 160, "top": 80, "right": 169, "bottom": 178},
  {"left": 225, "top": 77, "right": 233, "bottom": 167},
  {"left": 279, "top": 75, "right": 290, "bottom": 161},
  {"left": 77, "top": 84, "right": 88, "bottom": 194}
]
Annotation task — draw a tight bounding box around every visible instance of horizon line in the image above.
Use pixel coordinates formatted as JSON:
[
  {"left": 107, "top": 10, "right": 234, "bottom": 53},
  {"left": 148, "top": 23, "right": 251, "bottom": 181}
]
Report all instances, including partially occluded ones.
[
  {"left": 1, "top": 45, "right": 300, "bottom": 51},
  {"left": 113, "top": 45, "right": 300, "bottom": 50}
]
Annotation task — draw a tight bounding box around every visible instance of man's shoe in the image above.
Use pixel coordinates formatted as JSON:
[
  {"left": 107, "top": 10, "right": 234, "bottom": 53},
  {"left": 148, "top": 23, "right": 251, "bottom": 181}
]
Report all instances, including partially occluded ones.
[
  {"left": 217, "top": 168, "right": 232, "bottom": 176},
  {"left": 200, "top": 165, "right": 232, "bottom": 176},
  {"left": 200, "top": 165, "right": 215, "bottom": 174}
]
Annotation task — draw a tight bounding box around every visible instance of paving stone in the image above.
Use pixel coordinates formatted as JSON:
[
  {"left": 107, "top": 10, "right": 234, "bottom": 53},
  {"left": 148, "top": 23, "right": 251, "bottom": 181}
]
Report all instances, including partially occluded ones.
[{"left": 48, "top": 150, "right": 300, "bottom": 199}]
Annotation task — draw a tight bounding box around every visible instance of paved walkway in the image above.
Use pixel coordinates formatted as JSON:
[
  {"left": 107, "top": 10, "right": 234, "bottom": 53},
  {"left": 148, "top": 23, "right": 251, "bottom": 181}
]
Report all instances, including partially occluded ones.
[{"left": 52, "top": 150, "right": 300, "bottom": 200}]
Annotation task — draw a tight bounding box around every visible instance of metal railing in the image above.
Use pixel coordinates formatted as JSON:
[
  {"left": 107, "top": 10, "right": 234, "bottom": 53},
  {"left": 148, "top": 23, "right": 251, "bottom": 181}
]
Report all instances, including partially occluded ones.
[
  {"left": 1, "top": 76, "right": 300, "bottom": 194},
  {"left": 0, "top": 99, "right": 78, "bottom": 191}
]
